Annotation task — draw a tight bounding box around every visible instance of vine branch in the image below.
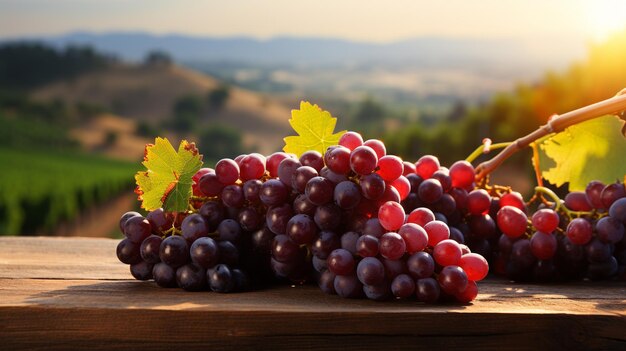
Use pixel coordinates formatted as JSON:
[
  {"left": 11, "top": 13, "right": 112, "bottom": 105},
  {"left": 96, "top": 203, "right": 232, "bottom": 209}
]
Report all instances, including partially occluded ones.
[{"left": 475, "top": 90, "right": 626, "bottom": 181}]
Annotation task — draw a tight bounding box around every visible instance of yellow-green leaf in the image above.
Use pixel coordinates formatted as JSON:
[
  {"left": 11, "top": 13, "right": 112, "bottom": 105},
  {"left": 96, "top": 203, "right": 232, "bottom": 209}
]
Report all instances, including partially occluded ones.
[
  {"left": 540, "top": 115, "right": 626, "bottom": 191},
  {"left": 135, "top": 137, "right": 203, "bottom": 212},
  {"left": 283, "top": 101, "right": 346, "bottom": 157}
]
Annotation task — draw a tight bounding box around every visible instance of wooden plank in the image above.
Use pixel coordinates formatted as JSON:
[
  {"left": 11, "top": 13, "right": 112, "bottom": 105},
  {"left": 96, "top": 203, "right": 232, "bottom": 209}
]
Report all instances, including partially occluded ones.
[{"left": 0, "top": 237, "right": 625, "bottom": 350}]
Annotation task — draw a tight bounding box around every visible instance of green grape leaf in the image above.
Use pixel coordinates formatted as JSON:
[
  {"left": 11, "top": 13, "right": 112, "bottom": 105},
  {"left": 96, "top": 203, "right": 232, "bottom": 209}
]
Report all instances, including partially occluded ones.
[
  {"left": 134, "top": 137, "right": 203, "bottom": 212},
  {"left": 539, "top": 115, "right": 626, "bottom": 191},
  {"left": 283, "top": 101, "right": 346, "bottom": 157}
]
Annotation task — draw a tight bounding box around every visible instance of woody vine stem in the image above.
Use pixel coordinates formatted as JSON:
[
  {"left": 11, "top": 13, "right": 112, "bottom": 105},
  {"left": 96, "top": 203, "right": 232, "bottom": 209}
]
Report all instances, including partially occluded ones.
[{"left": 472, "top": 89, "right": 626, "bottom": 181}]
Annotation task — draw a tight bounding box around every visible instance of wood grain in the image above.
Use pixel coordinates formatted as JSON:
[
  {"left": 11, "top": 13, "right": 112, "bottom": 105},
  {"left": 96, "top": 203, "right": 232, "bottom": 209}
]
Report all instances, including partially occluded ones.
[{"left": 0, "top": 237, "right": 625, "bottom": 350}]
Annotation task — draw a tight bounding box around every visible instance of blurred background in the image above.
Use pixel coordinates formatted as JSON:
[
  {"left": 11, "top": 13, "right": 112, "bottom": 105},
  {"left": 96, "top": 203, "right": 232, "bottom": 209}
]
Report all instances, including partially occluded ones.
[{"left": 0, "top": 0, "right": 625, "bottom": 237}]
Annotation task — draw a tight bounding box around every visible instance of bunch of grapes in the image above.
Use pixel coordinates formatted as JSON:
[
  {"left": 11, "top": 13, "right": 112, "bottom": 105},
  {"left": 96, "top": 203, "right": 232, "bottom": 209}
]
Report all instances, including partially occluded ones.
[
  {"left": 116, "top": 131, "right": 489, "bottom": 303},
  {"left": 492, "top": 181, "right": 626, "bottom": 282}
]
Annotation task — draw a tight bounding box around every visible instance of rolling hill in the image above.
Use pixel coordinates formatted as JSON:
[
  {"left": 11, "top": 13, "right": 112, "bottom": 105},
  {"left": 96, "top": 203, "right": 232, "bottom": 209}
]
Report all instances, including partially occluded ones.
[{"left": 33, "top": 63, "right": 293, "bottom": 154}]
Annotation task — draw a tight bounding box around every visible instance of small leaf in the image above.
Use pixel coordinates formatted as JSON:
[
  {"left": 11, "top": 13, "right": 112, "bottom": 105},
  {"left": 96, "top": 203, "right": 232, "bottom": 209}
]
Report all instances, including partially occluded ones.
[
  {"left": 135, "top": 137, "right": 203, "bottom": 212},
  {"left": 540, "top": 115, "right": 626, "bottom": 191},
  {"left": 283, "top": 101, "right": 346, "bottom": 157}
]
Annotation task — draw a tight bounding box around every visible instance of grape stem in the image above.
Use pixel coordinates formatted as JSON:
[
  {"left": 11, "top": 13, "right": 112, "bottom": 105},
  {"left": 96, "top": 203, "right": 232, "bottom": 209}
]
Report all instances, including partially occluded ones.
[
  {"left": 474, "top": 90, "right": 626, "bottom": 181},
  {"left": 533, "top": 186, "right": 596, "bottom": 219},
  {"left": 465, "top": 142, "right": 512, "bottom": 163}
]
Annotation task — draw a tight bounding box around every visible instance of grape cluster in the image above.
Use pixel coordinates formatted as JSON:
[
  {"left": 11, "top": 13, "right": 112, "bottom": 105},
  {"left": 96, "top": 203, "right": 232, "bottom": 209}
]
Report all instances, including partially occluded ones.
[
  {"left": 491, "top": 181, "right": 626, "bottom": 282},
  {"left": 116, "top": 131, "right": 489, "bottom": 303}
]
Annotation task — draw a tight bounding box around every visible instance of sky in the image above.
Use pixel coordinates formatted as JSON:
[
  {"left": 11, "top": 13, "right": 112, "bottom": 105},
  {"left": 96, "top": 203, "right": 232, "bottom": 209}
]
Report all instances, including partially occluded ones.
[{"left": 0, "top": 0, "right": 625, "bottom": 44}]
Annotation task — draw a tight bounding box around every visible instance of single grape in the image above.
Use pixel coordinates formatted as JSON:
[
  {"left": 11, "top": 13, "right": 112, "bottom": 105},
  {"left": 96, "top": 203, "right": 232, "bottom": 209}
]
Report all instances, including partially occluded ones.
[
  {"left": 378, "top": 201, "right": 405, "bottom": 231},
  {"left": 140, "top": 235, "right": 163, "bottom": 264},
  {"left": 117, "top": 238, "right": 142, "bottom": 264},
  {"left": 238, "top": 207, "right": 263, "bottom": 231},
  {"left": 192, "top": 168, "right": 214, "bottom": 196},
  {"left": 431, "top": 170, "right": 452, "bottom": 192},
  {"left": 320, "top": 166, "right": 348, "bottom": 184},
  {"left": 363, "top": 283, "right": 392, "bottom": 301},
  {"left": 378, "top": 185, "right": 401, "bottom": 204},
  {"left": 176, "top": 263, "right": 207, "bottom": 291},
  {"left": 312, "top": 255, "right": 328, "bottom": 272},
  {"left": 390, "top": 274, "right": 415, "bottom": 298},
  {"left": 566, "top": 218, "right": 593, "bottom": 245},
  {"left": 124, "top": 216, "right": 152, "bottom": 244},
  {"left": 379, "top": 232, "right": 406, "bottom": 260},
  {"left": 286, "top": 214, "right": 318, "bottom": 245},
  {"left": 198, "top": 201, "right": 225, "bottom": 231},
  {"left": 305, "top": 176, "right": 334, "bottom": 205},
  {"left": 266, "top": 152, "right": 290, "bottom": 177},
  {"left": 299, "top": 150, "right": 324, "bottom": 172},
  {"left": 391, "top": 176, "right": 411, "bottom": 201},
  {"left": 531, "top": 209, "right": 559, "bottom": 233},
  {"left": 152, "top": 262, "right": 177, "bottom": 288},
  {"left": 416, "top": 277, "right": 440, "bottom": 303},
  {"left": 314, "top": 203, "right": 341, "bottom": 231},
  {"left": 130, "top": 261, "right": 154, "bottom": 281},
  {"left": 432, "top": 193, "right": 456, "bottom": 217},
  {"left": 510, "top": 238, "right": 536, "bottom": 268},
  {"left": 406, "top": 173, "right": 424, "bottom": 192},
  {"left": 449, "top": 160, "right": 475, "bottom": 189},
  {"left": 277, "top": 158, "right": 302, "bottom": 187},
  {"left": 217, "top": 219, "right": 242, "bottom": 243},
  {"left": 293, "top": 193, "right": 317, "bottom": 216},
  {"left": 596, "top": 216, "right": 625, "bottom": 244},
  {"left": 415, "top": 155, "right": 440, "bottom": 179},
  {"left": 339, "top": 131, "right": 364, "bottom": 151},
  {"left": 377, "top": 155, "right": 403, "bottom": 181},
  {"left": 418, "top": 178, "right": 443, "bottom": 204},
  {"left": 468, "top": 214, "right": 497, "bottom": 239},
  {"left": 266, "top": 203, "right": 293, "bottom": 235},
  {"left": 585, "top": 180, "right": 606, "bottom": 209},
  {"left": 319, "top": 269, "right": 337, "bottom": 294},
  {"left": 242, "top": 179, "right": 263, "bottom": 204},
  {"left": 437, "top": 265, "right": 468, "bottom": 295},
  {"left": 363, "top": 139, "right": 386, "bottom": 159},
  {"left": 398, "top": 223, "right": 429, "bottom": 254},
  {"left": 403, "top": 161, "right": 417, "bottom": 175},
  {"left": 325, "top": 146, "right": 352, "bottom": 175},
  {"left": 459, "top": 253, "right": 489, "bottom": 281},
  {"left": 449, "top": 187, "right": 468, "bottom": 210},
  {"left": 146, "top": 208, "right": 173, "bottom": 235},
  {"left": 496, "top": 206, "right": 528, "bottom": 238},
  {"left": 119, "top": 211, "right": 141, "bottom": 233},
  {"left": 586, "top": 238, "right": 612, "bottom": 263},
  {"left": 467, "top": 189, "right": 491, "bottom": 215},
  {"left": 208, "top": 264, "right": 235, "bottom": 293},
  {"left": 356, "top": 257, "right": 386, "bottom": 285},
  {"left": 407, "top": 207, "right": 435, "bottom": 227},
  {"left": 564, "top": 191, "right": 593, "bottom": 211},
  {"left": 259, "top": 179, "right": 289, "bottom": 206},
  {"left": 159, "top": 235, "right": 190, "bottom": 268},
  {"left": 327, "top": 248, "right": 355, "bottom": 275},
  {"left": 252, "top": 226, "right": 275, "bottom": 252},
  {"left": 602, "top": 182, "right": 626, "bottom": 209},
  {"left": 363, "top": 218, "right": 385, "bottom": 238},
  {"left": 190, "top": 237, "right": 219, "bottom": 269},
  {"left": 350, "top": 145, "right": 378, "bottom": 175},
  {"left": 433, "top": 239, "right": 462, "bottom": 266},
  {"left": 424, "top": 220, "right": 450, "bottom": 246},
  {"left": 231, "top": 268, "right": 250, "bottom": 292},
  {"left": 198, "top": 173, "right": 225, "bottom": 197},
  {"left": 455, "top": 280, "right": 478, "bottom": 303},
  {"left": 272, "top": 234, "right": 300, "bottom": 263},
  {"left": 499, "top": 192, "right": 525, "bottom": 211},
  {"left": 221, "top": 184, "right": 244, "bottom": 208},
  {"left": 291, "top": 166, "right": 319, "bottom": 193},
  {"left": 340, "top": 231, "right": 360, "bottom": 255},
  {"left": 312, "top": 231, "right": 341, "bottom": 259},
  {"left": 239, "top": 154, "right": 266, "bottom": 181},
  {"left": 588, "top": 256, "right": 618, "bottom": 280},
  {"left": 356, "top": 235, "right": 379, "bottom": 257},
  {"left": 334, "top": 274, "right": 364, "bottom": 299},
  {"left": 360, "top": 173, "right": 386, "bottom": 200},
  {"left": 334, "top": 181, "right": 362, "bottom": 209},
  {"left": 215, "top": 158, "right": 240, "bottom": 185},
  {"left": 530, "top": 231, "right": 557, "bottom": 260},
  {"left": 609, "top": 197, "right": 626, "bottom": 224},
  {"left": 181, "top": 213, "right": 208, "bottom": 243}
]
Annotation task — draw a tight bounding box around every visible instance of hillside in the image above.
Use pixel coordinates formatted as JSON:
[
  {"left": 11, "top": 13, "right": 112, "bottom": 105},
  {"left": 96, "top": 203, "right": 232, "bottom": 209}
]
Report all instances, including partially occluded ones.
[{"left": 33, "top": 64, "right": 292, "bottom": 154}]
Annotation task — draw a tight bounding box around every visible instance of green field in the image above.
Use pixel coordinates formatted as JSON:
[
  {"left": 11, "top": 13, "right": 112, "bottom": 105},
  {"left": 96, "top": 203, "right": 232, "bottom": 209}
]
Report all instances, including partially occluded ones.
[{"left": 0, "top": 147, "right": 137, "bottom": 235}]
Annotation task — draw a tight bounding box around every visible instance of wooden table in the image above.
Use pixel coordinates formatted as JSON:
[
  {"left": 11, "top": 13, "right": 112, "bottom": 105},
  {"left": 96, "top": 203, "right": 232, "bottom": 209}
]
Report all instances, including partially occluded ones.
[{"left": 1, "top": 237, "right": 625, "bottom": 350}]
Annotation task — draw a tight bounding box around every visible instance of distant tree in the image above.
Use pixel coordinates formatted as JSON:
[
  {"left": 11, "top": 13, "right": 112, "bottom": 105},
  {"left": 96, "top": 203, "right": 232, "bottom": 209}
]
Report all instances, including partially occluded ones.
[
  {"left": 169, "top": 95, "right": 203, "bottom": 132},
  {"left": 207, "top": 85, "right": 230, "bottom": 110},
  {"left": 135, "top": 121, "right": 161, "bottom": 138},
  {"left": 144, "top": 50, "right": 173, "bottom": 67},
  {"left": 352, "top": 96, "right": 386, "bottom": 128},
  {"left": 198, "top": 124, "right": 245, "bottom": 161},
  {"left": 103, "top": 130, "right": 118, "bottom": 147}
]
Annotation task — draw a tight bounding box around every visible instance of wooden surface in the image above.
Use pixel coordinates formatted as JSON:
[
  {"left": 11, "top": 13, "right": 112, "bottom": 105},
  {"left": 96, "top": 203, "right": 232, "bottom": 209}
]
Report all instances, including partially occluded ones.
[{"left": 0, "top": 237, "right": 625, "bottom": 350}]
